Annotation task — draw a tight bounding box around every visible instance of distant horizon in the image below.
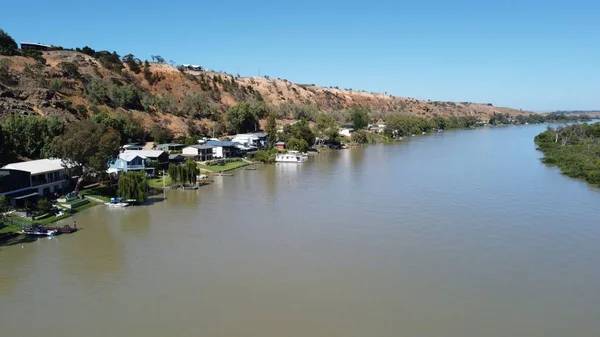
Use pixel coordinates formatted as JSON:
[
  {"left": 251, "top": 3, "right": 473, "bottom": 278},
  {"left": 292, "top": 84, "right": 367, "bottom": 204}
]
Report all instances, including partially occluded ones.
[{"left": 3, "top": 0, "right": 599, "bottom": 111}]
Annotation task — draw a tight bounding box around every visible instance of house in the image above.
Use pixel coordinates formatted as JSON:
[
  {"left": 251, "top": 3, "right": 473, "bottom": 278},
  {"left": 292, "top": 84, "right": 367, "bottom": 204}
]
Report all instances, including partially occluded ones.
[
  {"left": 123, "top": 150, "right": 169, "bottom": 170},
  {"left": 156, "top": 143, "right": 185, "bottom": 153},
  {"left": 2, "top": 159, "right": 69, "bottom": 198},
  {"left": 0, "top": 168, "right": 38, "bottom": 207},
  {"left": 108, "top": 153, "right": 154, "bottom": 175},
  {"left": 339, "top": 127, "right": 354, "bottom": 137},
  {"left": 181, "top": 64, "right": 204, "bottom": 71},
  {"left": 275, "top": 141, "right": 285, "bottom": 150},
  {"left": 20, "top": 42, "right": 51, "bottom": 51},
  {"left": 182, "top": 144, "right": 214, "bottom": 161},
  {"left": 168, "top": 154, "right": 186, "bottom": 164},
  {"left": 368, "top": 124, "right": 386, "bottom": 133},
  {"left": 232, "top": 132, "right": 267, "bottom": 148},
  {"left": 206, "top": 141, "right": 241, "bottom": 158}
]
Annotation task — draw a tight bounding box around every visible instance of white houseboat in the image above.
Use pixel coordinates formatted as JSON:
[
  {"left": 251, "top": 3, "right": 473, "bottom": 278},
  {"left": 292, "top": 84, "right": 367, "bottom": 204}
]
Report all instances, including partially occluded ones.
[{"left": 275, "top": 151, "right": 308, "bottom": 163}]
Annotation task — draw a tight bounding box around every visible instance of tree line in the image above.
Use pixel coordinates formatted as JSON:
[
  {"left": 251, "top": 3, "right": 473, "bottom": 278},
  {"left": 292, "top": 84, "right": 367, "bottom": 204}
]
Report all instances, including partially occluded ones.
[{"left": 535, "top": 123, "right": 600, "bottom": 186}]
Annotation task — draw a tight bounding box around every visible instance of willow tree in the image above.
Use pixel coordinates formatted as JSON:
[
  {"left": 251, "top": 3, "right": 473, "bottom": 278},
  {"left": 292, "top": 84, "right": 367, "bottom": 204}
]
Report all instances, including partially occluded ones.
[
  {"left": 118, "top": 171, "right": 148, "bottom": 202},
  {"left": 183, "top": 159, "right": 199, "bottom": 185}
]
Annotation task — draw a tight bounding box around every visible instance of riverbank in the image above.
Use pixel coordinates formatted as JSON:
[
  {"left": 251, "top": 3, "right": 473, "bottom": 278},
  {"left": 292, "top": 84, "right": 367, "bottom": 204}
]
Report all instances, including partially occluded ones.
[
  {"left": 198, "top": 160, "right": 249, "bottom": 172},
  {"left": 534, "top": 122, "right": 600, "bottom": 187}
]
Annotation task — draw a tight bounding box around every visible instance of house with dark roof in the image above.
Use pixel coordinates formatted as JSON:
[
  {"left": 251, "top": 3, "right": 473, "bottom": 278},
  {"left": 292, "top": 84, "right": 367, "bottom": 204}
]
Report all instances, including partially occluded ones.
[
  {"left": 206, "top": 141, "right": 241, "bottom": 158},
  {"left": 182, "top": 144, "right": 214, "bottom": 161},
  {"left": 156, "top": 143, "right": 185, "bottom": 152}
]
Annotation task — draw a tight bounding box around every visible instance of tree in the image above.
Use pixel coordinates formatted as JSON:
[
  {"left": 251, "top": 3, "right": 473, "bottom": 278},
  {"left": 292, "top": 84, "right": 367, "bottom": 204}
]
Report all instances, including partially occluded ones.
[
  {"left": 1, "top": 114, "right": 64, "bottom": 159},
  {"left": 168, "top": 164, "right": 180, "bottom": 183},
  {"left": 0, "top": 29, "right": 18, "bottom": 56},
  {"left": 183, "top": 159, "right": 199, "bottom": 185},
  {"left": 97, "top": 51, "right": 124, "bottom": 73},
  {"left": 351, "top": 105, "right": 370, "bottom": 130},
  {"left": 37, "top": 199, "right": 54, "bottom": 215},
  {"left": 151, "top": 55, "right": 165, "bottom": 63},
  {"left": 224, "top": 101, "right": 260, "bottom": 134},
  {"left": 118, "top": 171, "right": 148, "bottom": 202},
  {"left": 122, "top": 54, "right": 141, "bottom": 74},
  {"left": 58, "top": 62, "right": 80, "bottom": 77},
  {"left": 265, "top": 113, "right": 277, "bottom": 148},
  {"left": 52, "top": 120, "right": 121, "bottom": 193},
  {"left": 279, "top": 119, "right": 315, "bottom": 146},
  {"left": 149, "top": 124, "right": 173, "bottom": 144},
  {"left": 351, "top": 129, "right": 370, "bottom": 144},
  {"left": 315, "top": 113, "right": 340, "bottom": 142},
  {"left": 285, "top": 137, "right": 309, "bottom": 152}
]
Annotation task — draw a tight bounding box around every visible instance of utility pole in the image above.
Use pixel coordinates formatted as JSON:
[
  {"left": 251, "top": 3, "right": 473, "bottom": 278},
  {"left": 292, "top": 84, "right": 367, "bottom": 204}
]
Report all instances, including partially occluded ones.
[
  {"left": 258, "top": 68, "right": 261, "bottom": 77},
  {"left": 162, "top": 168, "right": 166, "bottom": 200}
]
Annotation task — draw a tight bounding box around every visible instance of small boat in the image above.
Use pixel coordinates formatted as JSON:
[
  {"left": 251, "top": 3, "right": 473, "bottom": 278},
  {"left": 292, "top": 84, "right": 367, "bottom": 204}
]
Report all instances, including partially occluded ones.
[
  {"left": 20, "top": 225, "right": 58, "bottom": 237},
  {"left": 275, "top": 151, "right": 308, "bottom": 163},
  {"left": 105, "top": 197, "right": 129, "bottom": 207}
]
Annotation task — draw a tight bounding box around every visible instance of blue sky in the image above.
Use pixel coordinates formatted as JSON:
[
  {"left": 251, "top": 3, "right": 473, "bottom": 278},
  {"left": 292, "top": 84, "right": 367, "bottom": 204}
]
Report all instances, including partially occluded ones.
[{"left": 3, "top": 0, "right": 599, "bottom": 111}]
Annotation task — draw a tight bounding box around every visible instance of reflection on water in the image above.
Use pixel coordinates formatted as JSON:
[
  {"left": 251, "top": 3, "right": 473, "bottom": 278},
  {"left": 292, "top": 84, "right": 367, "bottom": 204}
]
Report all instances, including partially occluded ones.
[{"left": 1, "top": 124, "right": 600, "bottom": 337}]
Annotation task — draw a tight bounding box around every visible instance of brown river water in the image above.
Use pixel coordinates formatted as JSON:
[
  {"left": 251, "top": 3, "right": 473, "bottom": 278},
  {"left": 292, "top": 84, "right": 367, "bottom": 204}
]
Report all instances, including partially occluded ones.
[{"left": 1, "top": 124, "right": 599, "bottom": 337}]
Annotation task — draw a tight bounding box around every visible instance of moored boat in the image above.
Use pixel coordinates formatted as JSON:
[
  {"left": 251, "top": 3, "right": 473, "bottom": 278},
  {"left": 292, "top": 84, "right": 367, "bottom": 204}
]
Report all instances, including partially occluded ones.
[
  {"left": 105, "top": 197, "right": 129, "bottom": 207},
  {"left": 20, "top": 225, "right": 58, "bottom": 237},
  {"left": 275, "top": 151, "right": 308, "bottom": 163}
]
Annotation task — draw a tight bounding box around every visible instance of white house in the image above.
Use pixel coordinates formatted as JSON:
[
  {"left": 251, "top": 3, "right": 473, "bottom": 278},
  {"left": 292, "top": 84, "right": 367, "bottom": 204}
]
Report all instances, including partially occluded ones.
[
  {"left": 182, "top": 144, "right": 214, "bottom": 161},
  {"left": 231, "top": 132, "right": 267, "bottom": 148},
  {"left": 2, "top": 159, "right": 68, "bottom": 197},
  {"left": 339, "top": 127, "right": 354, "bottom": 137}
]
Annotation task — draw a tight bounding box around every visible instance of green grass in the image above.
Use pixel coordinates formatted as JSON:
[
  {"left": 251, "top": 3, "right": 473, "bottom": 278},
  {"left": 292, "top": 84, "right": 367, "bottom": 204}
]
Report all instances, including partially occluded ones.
[
  {"left": 198, "top": 161, "right": 249, "bottom": 172},
  {"left": 0, "top": 220, "right": 21, "bottom": 234},
  {"left": 4, "top": 201, "right": 99, "bottom": 227},
  {"left": 79, "top": 184, "right": 116, "bottom": 202},
  {"left": 148, "top": 176, "right": 173, "bottom": 189}
]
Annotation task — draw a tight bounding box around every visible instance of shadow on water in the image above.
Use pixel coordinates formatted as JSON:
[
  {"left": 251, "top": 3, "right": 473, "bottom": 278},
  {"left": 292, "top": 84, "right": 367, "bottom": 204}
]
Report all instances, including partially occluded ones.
[{"left": 0, "top": 233, "right": 38, "bottom": 247}]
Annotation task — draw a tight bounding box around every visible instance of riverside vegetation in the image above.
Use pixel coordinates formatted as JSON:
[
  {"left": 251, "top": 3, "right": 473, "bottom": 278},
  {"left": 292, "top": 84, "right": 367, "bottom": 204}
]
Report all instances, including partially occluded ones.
[{"left": 535, "top": 122, "right": 600, "bottom": 187}]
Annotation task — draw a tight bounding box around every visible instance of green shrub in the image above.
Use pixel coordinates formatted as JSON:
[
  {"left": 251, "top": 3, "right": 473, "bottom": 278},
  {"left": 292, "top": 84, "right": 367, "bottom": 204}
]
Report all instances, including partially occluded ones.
[
  {"left": 0, "top": 29, "right": 18, "bottom": 56},
  {"left": 58, "top": 62, "right": 80, "bottom": 77},
  {"left": 22, "top": 49, "right": 46, "bottom": 64}
]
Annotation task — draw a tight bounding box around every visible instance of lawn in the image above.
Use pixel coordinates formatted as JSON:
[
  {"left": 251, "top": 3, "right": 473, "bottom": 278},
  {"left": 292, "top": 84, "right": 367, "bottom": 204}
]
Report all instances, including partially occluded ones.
[
  {"left": 148, "top": 176, "right": 173, "bottom": 189},
  {"left": 198, "top": 161, "right": 249, "bottom": 172},
  {"left": 5, "top": 202, "right": 98, "bottom": 227},
  {"left": 0, "top": 220, "right": 21, "bottom": 234},
  {"left": 79, "top": 184, "right": 116, "bottom": 202}
]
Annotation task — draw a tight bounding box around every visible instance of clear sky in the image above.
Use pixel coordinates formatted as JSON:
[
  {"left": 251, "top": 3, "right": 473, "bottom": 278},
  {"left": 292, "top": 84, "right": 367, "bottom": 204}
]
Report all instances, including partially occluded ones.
[{"left": 3, "top": 0, "right": 599, "bottom": 111}]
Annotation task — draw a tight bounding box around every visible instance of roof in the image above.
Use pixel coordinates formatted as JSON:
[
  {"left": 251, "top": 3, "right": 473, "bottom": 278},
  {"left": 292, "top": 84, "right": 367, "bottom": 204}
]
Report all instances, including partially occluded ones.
[
  {"left": 185, "top": 144, "right": 214, "bottom": 150},
  {"left": 20, "top": 42, "right": 51, "bottom": 48},
  {"left": 123, "top": 150, "right": 166, "bottom": 159},
  {"left": 169, "top": 154, "right": 185, "bottom": 160},
  {"left": 2, "top": 159, "right": 66, "bottom": 175},
  {"left": 118, "top": 153, "right": 144, "bottom": 162},
  {"left": 157, "top": 143, "right": 184, "bottom": 147},
  {"left": 234, "top": 132, "right": 267, "bottom": 138},
  {"left": 207, "top": 140, "right": 239, "bottom": 147},
  {"left": 275, "top": 141, "right": 285, "bottom": 145}
]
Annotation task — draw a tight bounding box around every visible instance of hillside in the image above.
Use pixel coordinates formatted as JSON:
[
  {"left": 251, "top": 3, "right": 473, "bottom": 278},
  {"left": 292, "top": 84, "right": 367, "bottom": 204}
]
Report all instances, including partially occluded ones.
[{"left": 0, "top": 49, "right": 529, "bottom": 136}]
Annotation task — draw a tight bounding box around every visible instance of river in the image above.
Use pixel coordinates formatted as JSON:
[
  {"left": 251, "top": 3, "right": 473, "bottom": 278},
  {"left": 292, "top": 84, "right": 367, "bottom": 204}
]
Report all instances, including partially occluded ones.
[{"left": 1, "top": 124, "right": 599, "bottom": 337}]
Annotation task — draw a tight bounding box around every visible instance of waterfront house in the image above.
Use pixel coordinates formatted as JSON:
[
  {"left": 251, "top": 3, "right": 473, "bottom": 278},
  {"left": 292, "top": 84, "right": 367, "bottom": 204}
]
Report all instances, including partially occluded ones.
[
  {"left": 182, "top": 144, "right": 214, "bottom": 161},
  {"left": 168, "top": 154, "right": 186, "bottom": 164},
  {"left": 156, "top": 143, "right": 185, "bottom": 153},
  {"left": 368, "top": 124, "right": 386, "bottom": 133},
  {"left": 206, "top": 141, "right": 241, "bottom": 158},
  {"left": 339, "top": 127, "right": 354, "bottom": 137},
  {"left": 275, "top": 141, "right": 286, "bottom": 150},
  {"left": 108, "top": 153, "right": 154, "bottom": 175},
  {"left": 0, "top": 168, "right": 37, "bottom": 207},
  {"left": 123, "top": 150, "right": 169, "bottom": 170},
  {"left": 2, "top": 159, "right": 69, "bottom": 198},
  {"left": 231, "top": 132, "right": 267, "bottom": 148}
]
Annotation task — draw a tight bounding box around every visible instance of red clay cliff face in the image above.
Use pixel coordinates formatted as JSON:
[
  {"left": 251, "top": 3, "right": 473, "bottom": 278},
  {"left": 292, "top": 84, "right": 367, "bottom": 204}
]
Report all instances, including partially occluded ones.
[{"left": 0, "top": 51, "right": 528, "bottom": 135}]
